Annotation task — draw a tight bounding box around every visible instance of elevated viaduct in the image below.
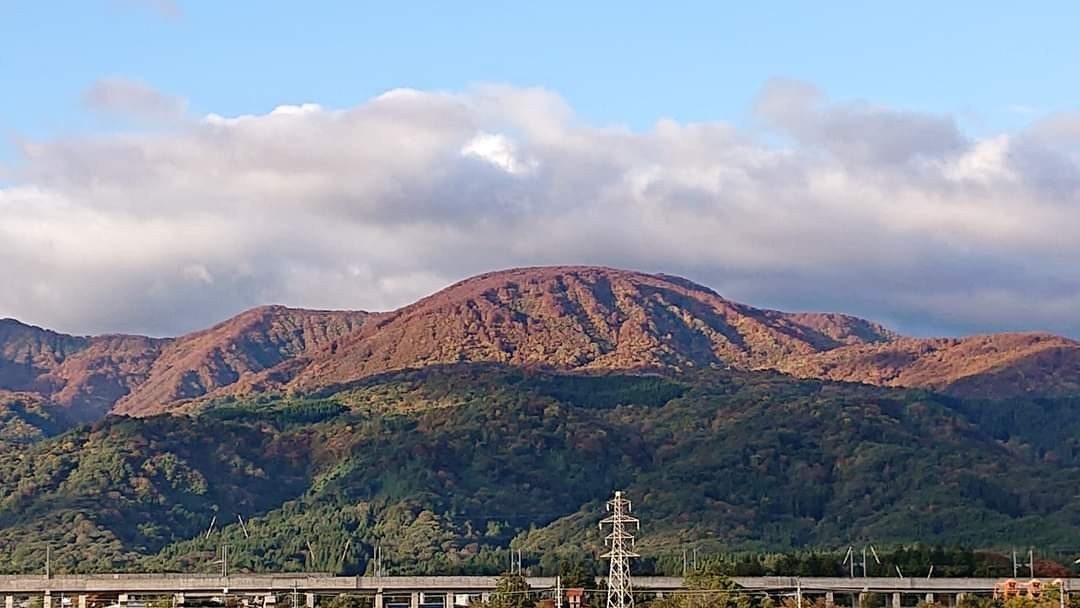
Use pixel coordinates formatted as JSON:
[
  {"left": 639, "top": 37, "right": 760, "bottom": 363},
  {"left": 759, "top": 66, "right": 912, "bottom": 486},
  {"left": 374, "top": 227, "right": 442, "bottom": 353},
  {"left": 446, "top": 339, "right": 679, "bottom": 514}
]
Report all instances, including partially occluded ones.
[{"left": 0, "top": 575, "right": 1071, "bottom": 608}]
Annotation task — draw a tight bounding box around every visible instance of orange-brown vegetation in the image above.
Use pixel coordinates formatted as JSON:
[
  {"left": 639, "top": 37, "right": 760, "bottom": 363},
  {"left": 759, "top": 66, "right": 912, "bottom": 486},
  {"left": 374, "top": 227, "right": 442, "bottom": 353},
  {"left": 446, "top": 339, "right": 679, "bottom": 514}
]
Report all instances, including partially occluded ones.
[{"left": 2, "top": 266, "right": 1077, "bottom": 418}]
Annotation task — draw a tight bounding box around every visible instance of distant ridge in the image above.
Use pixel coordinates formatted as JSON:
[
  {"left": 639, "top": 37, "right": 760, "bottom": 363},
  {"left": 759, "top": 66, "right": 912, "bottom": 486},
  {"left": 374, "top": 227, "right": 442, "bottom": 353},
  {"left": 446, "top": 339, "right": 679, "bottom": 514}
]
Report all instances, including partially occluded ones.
[
  {"left": 775, "top": 332, "right": 1080, "bottom": 397},
  {"left": 2, "top": 266, "right": 1078, "bottom": 419}
]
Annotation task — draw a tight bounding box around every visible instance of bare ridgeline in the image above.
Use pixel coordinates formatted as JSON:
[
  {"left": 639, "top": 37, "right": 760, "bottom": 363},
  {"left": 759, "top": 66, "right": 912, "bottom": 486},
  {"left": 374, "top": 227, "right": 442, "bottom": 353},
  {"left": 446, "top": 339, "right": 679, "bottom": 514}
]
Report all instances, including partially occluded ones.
[{"left": 0, "top": 493, "right": 1073, "bottom": 608}]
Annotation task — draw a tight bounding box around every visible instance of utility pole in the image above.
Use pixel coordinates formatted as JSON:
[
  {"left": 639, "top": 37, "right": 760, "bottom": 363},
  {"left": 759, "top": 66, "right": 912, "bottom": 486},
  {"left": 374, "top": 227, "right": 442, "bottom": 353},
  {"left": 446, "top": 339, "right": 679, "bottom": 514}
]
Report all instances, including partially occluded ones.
[
  {"left": 1013, "top": 551, "right": 1018, "bottom": 578},
  {"left": 841, "top": 548, "right": 855, "bottom": 608},
  {"left": 339, "top": 539, "right": 351, "bottom": 574},
  {"left": 864, "top": 545, "right": 881, "bottom": 577},
  {"left": 1029, "top": 550, "right": 1035, "bottom": 578},
  {"left": 600, "top": 491, "right": 640, "bottom": 608},
  {"left": 372, "top": 543, "right": 387, "bottom": 577}
]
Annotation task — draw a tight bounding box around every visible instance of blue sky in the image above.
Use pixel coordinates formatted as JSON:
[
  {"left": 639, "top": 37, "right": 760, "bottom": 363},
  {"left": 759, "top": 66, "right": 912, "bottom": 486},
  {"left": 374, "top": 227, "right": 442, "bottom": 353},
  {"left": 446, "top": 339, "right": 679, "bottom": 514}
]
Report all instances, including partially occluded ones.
[
  {"left": 3, "top": 2, "right": 1080, "bottom": 338},
  {"left": 3, "top": 1, "right": 1076, "bottom": 143}
]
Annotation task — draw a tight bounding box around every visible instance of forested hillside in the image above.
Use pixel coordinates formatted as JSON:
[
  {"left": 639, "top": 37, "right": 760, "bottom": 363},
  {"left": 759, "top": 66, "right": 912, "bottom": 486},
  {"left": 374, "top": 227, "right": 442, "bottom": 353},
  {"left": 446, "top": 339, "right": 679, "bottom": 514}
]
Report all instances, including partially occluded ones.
[{"left": 2, "top": 364, "right": 1079, "bottom": 575}]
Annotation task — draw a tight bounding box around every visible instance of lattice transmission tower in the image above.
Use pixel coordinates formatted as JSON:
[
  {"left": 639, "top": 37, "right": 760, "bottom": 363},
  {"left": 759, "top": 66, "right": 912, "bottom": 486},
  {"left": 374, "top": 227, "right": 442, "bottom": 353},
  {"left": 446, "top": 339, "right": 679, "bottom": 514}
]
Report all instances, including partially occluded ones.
[{"left": 600, "top": 490, "right": 640, "bottom": 608}]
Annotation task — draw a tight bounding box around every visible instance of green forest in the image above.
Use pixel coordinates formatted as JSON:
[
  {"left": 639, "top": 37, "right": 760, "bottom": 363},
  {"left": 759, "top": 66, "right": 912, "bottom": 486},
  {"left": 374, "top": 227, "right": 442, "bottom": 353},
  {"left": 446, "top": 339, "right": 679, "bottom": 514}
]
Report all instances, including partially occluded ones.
[{"left": 2, "top": 364, "right": 1079, "bottom": 576}]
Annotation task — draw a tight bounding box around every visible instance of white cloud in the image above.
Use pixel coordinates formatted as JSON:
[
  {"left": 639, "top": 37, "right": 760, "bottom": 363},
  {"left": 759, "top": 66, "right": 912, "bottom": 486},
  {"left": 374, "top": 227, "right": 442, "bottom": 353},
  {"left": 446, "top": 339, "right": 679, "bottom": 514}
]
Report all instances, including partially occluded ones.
[
  {"left": 5, "top": 81, "right": 1080, "bottom": 338},
  {"left": 755, "top": 78, "right": 967, "bottom": 165},
  {"left": 461, "top": 133, "right": 537, "bottom": 175},
  {"left": 82, "top": 77, "right": 188, "bottom": 121},
  {"left": 181, "top": 264, "right": 214, "bottom": 284},
  {"left": 940, "top": 136, "right": 1017, "bottom": 184}
]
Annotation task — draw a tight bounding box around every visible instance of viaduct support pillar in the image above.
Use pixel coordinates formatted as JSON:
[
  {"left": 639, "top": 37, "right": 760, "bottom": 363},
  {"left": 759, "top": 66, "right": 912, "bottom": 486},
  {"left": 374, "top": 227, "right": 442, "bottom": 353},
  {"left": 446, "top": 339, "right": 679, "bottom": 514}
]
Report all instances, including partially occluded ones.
[
  {"left": 892, "top": 593, "right": 901, "bottom": 608},
  {"left": 78, "top": 596, "right": 88, "bottom": 608},
  {"left": 43, "top": 592, "right": 52, "bottom": 608},
  {"left": 410, "top": 593, "right": 419, "bottom": 608},
  {"left": 304, "top": 594, "right": 315, "bottom": 608},
  {"left": 826, "top": 593, "right": 834, "bottom": 608},
  {"left": 118, "top": 594, "right": 130, "bottom": 608},
  {"left": 175, "top": 594, "right": 186, "bottom": 607},
  {"left": 925, "top": 594, "right": 935, "bottom": 605},
  {"left": 4, "top": 596, "right": 12, "bottom": 608},
  {"left": 444, "top": 594, "right": 452, "bottom": 608},
  {"left": 374, "top": 593, "right": 384, "bottom": 608}
]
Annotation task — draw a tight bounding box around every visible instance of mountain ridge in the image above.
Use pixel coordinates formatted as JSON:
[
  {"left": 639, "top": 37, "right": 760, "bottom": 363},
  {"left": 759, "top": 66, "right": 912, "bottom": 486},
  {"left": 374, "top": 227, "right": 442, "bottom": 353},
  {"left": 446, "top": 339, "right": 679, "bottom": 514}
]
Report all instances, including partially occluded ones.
[{"left": 2, "top": 266, "right": 1077, "bottom": 420}]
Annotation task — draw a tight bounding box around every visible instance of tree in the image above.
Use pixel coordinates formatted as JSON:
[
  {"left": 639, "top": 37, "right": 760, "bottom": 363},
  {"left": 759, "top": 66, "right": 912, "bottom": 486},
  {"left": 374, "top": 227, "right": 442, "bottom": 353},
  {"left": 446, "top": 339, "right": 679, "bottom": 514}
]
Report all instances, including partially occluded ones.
[
  {"left": 324, "top": 595, "right": 374, "bottom": 608},
  {"left": 487, "top": 573, "right": 534, "bottom": 608},
  {"left": 558, "top": 558, "right": 601, "bottom": 608},
  {"left": 780, "top": 597, "right": 829, "bottom": 608},
  {"left": 647, "top": 571, "right": 744, "bottom": 608},
  {"left": 560, "top": 559, "right": 597, "bottom": 590}
]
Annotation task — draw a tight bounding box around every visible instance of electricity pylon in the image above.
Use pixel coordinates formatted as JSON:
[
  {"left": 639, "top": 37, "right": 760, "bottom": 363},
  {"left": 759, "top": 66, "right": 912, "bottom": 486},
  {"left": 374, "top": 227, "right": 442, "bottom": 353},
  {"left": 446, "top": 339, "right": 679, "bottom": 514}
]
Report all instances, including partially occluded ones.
[{"left": 601, "top": 491, "right": 640, "bottom": 608}]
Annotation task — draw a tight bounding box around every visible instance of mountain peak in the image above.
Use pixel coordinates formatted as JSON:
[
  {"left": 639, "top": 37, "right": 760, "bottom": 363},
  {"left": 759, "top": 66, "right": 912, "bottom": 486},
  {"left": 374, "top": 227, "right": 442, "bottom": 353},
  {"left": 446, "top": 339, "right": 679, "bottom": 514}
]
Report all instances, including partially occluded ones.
[
  {"left": 3, "top": 266, "right": 1079, "bottom": 419},
  {"left": 416, "top": 265, "right": 724, "bottom": 307},
  {"left": 289, "top": 265, "right": 894, "bottom": 391}
]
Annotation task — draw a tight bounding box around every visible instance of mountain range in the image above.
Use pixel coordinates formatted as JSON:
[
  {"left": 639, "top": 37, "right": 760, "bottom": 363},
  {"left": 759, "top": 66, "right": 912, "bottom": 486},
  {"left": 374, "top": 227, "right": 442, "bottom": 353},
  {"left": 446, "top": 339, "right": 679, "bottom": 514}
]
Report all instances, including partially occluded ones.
[
  {"left": 3, "top": 267, "right": 1080, "bottom": 574},
  {"left": 3, "top": 266, "right": 1078, "bottom": 424}
]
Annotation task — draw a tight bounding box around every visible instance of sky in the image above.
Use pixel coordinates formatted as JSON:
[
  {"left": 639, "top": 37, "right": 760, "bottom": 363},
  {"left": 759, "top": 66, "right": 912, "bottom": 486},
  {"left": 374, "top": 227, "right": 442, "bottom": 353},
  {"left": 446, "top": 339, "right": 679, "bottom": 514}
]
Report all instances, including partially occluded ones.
[{"left": 2, "top": 1, "right": 1080, "bottom": 338}]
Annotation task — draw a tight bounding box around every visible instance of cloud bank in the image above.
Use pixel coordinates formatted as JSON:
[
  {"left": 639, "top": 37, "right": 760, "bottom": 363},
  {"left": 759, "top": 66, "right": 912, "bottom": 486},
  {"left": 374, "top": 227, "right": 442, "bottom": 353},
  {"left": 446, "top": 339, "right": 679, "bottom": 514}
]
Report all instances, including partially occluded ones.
[{"left": 3, "top": 79, "right": 1080, "bottom": 338}]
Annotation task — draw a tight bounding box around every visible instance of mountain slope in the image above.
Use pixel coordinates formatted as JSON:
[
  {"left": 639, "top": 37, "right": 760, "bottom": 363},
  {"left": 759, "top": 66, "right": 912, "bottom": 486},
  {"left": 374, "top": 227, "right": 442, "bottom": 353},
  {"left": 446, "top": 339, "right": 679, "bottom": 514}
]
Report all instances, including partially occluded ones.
[
  {"left": 776, "top": 332, "right": 1080, "bottom": 397},
  {"left": 0, "top": 307, "right": 371, "bottom": 419},
  {"left": 0, "top": 414, "right": 313, "bottom": 572},
  {"left": 0, "top": 319, "right": 165, "bottom": 421},
  {"left": 5, "top": 365, "right": 1080, "bottom": 574},
  {"left": 4, "top": 266, "right": 1080, "bottom": 420},
  {"left": 111, "top": 306, "right": 371, "bottom": 416},
  {"left": 289, "top": 266, "right": 895, "bottom": 392},
  {"left": 0, "top": 319, "right": 89, "bottom": 390}
]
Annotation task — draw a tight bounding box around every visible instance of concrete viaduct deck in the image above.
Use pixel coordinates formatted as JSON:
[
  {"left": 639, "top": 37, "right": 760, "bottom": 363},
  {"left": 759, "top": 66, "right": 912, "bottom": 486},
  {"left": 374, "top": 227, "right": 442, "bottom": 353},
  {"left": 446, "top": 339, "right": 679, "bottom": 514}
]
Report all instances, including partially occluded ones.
[
  {"left": 0, "top": 575, "right": 1073, "bottom": 608},
  {"left": 735, "top": 577, "right": 1077, "bottom": 593},
  {"left": 0, "top": 576, "right": 679, "bottom": 594}
]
